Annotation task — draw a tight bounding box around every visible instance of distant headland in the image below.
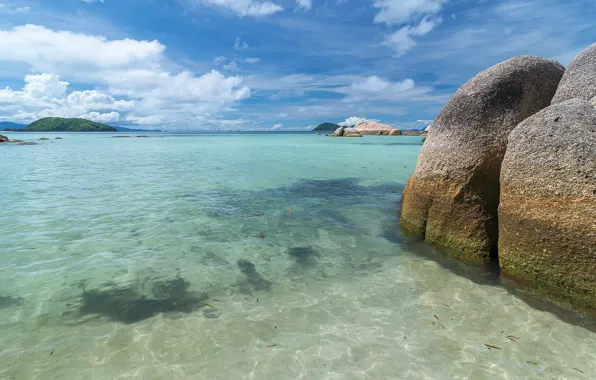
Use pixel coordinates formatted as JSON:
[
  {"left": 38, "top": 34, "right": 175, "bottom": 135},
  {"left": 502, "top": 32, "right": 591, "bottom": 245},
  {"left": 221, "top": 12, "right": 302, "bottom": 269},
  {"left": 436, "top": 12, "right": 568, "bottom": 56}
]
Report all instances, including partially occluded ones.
[
  {"left": 1, "top": 117, "right": 163, "bottom": 133},
  {"left": 2, "top": 117, "right": 117, "bottom": 132}
]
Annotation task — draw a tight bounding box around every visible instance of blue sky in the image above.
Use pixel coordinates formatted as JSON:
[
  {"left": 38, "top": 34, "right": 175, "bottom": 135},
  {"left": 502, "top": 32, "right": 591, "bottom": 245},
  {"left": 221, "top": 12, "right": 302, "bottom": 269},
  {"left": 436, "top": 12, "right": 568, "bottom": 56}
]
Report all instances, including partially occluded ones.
[{"left": 0, "top": 0, "right": 594, "bottom": 130}]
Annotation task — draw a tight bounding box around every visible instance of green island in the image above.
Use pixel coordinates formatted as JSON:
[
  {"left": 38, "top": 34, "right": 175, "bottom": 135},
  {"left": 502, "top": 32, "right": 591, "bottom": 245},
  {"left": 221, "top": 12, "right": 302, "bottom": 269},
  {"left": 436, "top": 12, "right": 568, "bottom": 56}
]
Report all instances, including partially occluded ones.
[
  {"left": 6, "top": 117, "right": 118, "bottom": 132},
  {"left": 312, "top": 122, "right": 341, "bottom": 131}
]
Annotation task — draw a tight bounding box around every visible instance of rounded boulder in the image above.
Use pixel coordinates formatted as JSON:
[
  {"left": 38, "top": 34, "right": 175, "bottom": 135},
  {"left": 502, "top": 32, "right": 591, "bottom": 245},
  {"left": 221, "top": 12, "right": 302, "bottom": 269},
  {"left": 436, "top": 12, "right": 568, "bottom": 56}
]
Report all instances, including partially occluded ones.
[
  {"left": 499, "top": 98, "right": 596, "bottom": 309},
  {"left": 400, "top": 56, "right": 565, "bottom": 263},
  {"left": 551, "top": 43, "right": 596, "bottom": 105}
]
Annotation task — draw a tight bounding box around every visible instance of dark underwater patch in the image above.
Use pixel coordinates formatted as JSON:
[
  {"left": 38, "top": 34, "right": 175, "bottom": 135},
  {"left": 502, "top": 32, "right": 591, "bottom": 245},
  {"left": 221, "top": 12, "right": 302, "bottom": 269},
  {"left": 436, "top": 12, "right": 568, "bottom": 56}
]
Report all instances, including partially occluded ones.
[
  {"left": 77, "top": 277, "right": 208, "bottom": 324},
  {"left": 237, "top": 259, "right": 272, "bottom": 292},
  {"left": 0, "top": 295, "right": 24, "bottom": 309},
  {"left": 287, "top": 246, "right": 319, "bottom": 266}
]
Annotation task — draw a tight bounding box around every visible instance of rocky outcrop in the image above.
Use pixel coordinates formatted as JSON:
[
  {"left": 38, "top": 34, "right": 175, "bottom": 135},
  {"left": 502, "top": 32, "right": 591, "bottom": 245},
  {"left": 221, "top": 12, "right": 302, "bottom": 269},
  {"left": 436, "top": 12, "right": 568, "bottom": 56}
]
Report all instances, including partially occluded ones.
[
  {"left": 0, "top": 134, "right": 8, "bottom": 143},
  {"left": 499, "top": 99, "right": 596, "bottom": 308},
  {"left": 331, "top": 127, "right": 344, "bottom": 136},
  {"left": 389, "top": 129, "right": 402, "bottom": 136},
  {"left": 343, "top": 128, "right": 362, "bottom": 137},
  {"left": 551, "top": 43, "right": 596, "bottom": 105},
  {"left": 400, "top": 56, "right": 564, "bottom": 263},
  {"left": 39, "top": 137, "right": 50, "bottom": 140},
  {"left": 403, "top": 131, "right": 419, "bottom": 136},
  {"left": 354, "top": 121, "right": 392, "bottom": 135}
]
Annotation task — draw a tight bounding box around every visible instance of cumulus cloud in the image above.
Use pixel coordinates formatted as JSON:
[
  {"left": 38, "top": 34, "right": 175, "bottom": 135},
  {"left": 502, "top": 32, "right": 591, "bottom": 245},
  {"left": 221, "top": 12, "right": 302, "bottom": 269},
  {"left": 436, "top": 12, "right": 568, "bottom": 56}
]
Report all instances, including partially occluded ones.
[
  {"left": 296, "top": 0, "right": 311, "bottom": 10},
  {"left": 384, "top": 18, "right": 441, "bottom": 56},
  {"left": 0, "top": 25, "right": 164, "bottom": 76},
  {"left": 272, "top": 122, "right": 282, "bottom": 129},
  {"left": 200, "top": 0, "right": 283, "bottom": 17},
  {"left": 0, "top": 25, "right": 252, "bottom": 129},
  {"left": 0, "top": 73, "right": 133, "bottom": 123},
  {"left": 213, "top": 56, "right": 227, "bottom": 63},
  {"left": 338, "top": 116, "right": 369, "bottom": 127},
  {"left": 373, "top": 0, "right": 445, "bottom": 25}
]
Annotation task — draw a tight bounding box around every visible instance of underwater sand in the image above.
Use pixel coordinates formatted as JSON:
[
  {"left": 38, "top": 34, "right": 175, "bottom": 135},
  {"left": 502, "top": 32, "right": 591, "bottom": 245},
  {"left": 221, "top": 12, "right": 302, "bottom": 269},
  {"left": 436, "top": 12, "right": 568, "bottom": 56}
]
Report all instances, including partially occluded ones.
[{"left": 0, "top": 133, "right": 594, "bottom": 379}]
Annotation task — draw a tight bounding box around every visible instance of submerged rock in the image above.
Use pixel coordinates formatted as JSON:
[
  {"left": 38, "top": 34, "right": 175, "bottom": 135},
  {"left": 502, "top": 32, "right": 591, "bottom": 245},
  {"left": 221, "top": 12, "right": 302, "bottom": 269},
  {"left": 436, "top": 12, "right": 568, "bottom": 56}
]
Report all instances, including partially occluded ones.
[
  {"left": 400, "top": 56, "right": 564, "bottom": 263},
  {"left": 551, "top": 43, "right": 596, "bottom": 104},
  {"left": 55, "top": 137, "right": 63, "bottom": 139},
  {"left": 39, "top": 137, "right": 50, "bottom": 140},
  {"left": 17, "top": 142, "right": 37, "bottom": 145},
  {"left": 499, "top": 98, "right": 596, "bottom": 309}
]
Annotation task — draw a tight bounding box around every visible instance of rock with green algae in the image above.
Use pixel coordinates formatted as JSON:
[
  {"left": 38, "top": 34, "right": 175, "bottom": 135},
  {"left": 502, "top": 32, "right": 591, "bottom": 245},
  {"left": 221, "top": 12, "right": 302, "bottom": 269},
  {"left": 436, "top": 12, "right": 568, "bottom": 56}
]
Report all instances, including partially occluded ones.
[
  {"left": 499, "top": 98, "right": 596, "bottom": 310},
  {"left": 400, "top": 56, "right": 564, "bottom": 263}
]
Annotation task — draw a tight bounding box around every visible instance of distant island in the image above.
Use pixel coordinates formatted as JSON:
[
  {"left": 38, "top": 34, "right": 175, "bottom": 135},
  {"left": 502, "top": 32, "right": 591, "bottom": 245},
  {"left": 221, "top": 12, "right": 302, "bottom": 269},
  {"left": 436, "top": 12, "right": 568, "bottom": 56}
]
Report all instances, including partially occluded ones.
[
  {"left": 312, "top": 122, "right": 341, "bottom": 131},
  {"left": 0, "top": 121, "right": 27, "bottom": 130},
  {"left": 9, "top": 117, "right": 118, "bottom": 132}
]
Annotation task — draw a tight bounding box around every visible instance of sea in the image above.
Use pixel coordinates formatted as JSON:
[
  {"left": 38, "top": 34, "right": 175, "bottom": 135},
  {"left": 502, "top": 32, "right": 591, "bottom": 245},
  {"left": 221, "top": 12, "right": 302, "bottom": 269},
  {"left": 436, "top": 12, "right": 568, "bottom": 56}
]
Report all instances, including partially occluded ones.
[{"left": 1, "top": 132, "right": 594, "bottom": 379}]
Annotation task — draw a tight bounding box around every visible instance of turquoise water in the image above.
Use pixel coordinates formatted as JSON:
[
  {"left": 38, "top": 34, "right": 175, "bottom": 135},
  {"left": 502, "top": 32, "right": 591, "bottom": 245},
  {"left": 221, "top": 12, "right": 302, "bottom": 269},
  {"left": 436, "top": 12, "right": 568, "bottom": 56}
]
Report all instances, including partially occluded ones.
[{"left": 0, "top": 133, "right": 594, "bottom": 379}]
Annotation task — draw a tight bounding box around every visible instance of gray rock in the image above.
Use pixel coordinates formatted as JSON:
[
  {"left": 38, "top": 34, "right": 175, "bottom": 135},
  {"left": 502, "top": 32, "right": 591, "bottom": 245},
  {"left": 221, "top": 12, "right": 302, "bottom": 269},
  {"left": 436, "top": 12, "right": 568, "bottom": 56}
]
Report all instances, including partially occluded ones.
[
  {"left": 388, "top": 129, "right": 402, "bottom": 136},
  {"left": 332, "top": 127, "right": 344, "bottom": 137},
  {"left": 17, "top": 142, "right": 37, "bottom": 145},
  {"left": 499, "top": 98, "right": 596, "bottom": 309},
  {"left": 551, "top": 43, "right": 596, "bottom": 105},
  {"left": 400, "top": 56, "right": 564, "bottom": 263},
  {"left": 342, "top": 128, "right": 362, "bottom": 137},
  {"left": 0, "top": 134, "right": 8, "bottom": 143}
]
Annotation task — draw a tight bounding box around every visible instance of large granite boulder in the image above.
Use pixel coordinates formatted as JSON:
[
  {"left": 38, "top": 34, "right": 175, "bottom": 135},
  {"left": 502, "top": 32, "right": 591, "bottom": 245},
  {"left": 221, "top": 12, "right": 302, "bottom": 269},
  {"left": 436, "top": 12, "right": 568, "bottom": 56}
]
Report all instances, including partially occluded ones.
[
  {"left": 551, "top": 43, "right": 596, "bottom": 105},
  {"left": 389, "top": 129, "right": 402, "bottom": 136},
  {"left": 499, "top": 99, "right": 596, "bottom": 308},
  {"left": 354, "top": 121, "right": 392, "bottom": 135},
  {"left": 343, "top": 128, "right": 362, "bottom": 137},
  {"left": 403, "top": 131, "right": 419, "bottom": 136},
  {"left": 0, "top": 134, "right": 8, "bottom": 143},
  {"left": 331, "top": 127, "right": 344, "bottom": 137},
  {"left": 400, "top": 56, "right": 564, "bottom": 263}
]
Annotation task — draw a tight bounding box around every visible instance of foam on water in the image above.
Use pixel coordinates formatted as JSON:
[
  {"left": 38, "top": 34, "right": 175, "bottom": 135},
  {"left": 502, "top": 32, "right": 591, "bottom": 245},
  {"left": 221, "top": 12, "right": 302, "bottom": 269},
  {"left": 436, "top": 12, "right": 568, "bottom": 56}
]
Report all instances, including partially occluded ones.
[{"left": 0, "top": 133, "right": 594, "bottom": 379}]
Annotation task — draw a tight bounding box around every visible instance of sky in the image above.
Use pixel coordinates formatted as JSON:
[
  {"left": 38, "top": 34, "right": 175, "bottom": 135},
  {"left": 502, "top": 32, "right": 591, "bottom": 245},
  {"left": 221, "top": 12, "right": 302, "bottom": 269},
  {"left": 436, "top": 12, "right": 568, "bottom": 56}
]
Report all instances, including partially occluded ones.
[{"left": 0, "top": 0, "right": 594, "bottom": 131}]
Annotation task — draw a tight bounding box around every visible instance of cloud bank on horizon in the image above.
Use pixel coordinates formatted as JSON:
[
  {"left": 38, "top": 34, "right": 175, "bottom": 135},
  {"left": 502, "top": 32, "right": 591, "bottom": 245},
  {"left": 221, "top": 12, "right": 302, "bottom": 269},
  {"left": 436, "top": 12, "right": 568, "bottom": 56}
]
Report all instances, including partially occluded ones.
[{"left": 0, "top": 0, "right": 594, "bottom": 130}]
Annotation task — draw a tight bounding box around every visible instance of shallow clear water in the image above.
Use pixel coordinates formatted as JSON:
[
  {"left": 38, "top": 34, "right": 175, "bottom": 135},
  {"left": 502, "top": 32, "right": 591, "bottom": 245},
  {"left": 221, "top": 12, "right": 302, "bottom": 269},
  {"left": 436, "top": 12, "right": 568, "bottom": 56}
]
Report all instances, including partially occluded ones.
[{"left": 0, "top": 132, "right": 594, "bottom": 379}]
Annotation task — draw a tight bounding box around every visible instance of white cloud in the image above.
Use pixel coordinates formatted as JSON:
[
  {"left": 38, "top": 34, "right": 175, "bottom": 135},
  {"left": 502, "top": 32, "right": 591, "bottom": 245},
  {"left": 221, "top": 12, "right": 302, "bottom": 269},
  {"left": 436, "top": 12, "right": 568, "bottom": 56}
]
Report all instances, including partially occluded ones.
[
  {"left": 0, "top": 25, "right": 252, "bottom": 129},
  {"left": 0, "top": 3, "right": 30, "bottom": 13},
  {"left": 200, "top": 0, "right": 283, "bottom": 17},
  {"left": 213, "top": 56, "right": 227, "bottom": 63},
  {"left": 82, "top": 0, "right": 104, "bottom": 3},
  {"left": 373, "top": 1, "right": 446, "bottom": 57},
  {"left": 296, "top": 0, "right": 311, "bottom": 10},
  {"left": 234, "top": 38, "right": 249, "bottom": 50},
  {"left": 243, "top": 57, "right": 260, "bottom": 63},
  {"left": 0, "top": 73, "right": 133, "bottom": 123},
  {"left": 81, "top": 111, "right": 120, "bottom": 123},
  {"left": 0, "top": 25, "right": 165, "bottom": 75},
  {"left": 373, "top": 0, "right": 446, "bottom": 25},
  {"left": 272, "top": 123, "right": 282, "bottom": 129},
  {"left": 338, "top": 116, "right": 369, "bottom": 127},
  {"left": 223, "top": 61, "right": 239, "bottom": 70},
  {"left": 384, "top": 17, "right": 441, "bottom": 56}
]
